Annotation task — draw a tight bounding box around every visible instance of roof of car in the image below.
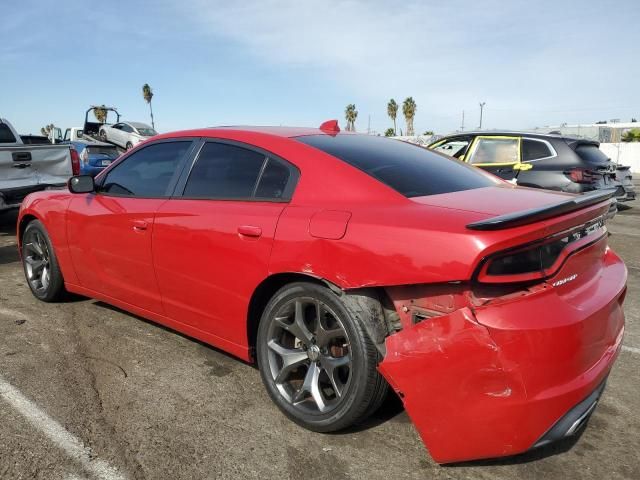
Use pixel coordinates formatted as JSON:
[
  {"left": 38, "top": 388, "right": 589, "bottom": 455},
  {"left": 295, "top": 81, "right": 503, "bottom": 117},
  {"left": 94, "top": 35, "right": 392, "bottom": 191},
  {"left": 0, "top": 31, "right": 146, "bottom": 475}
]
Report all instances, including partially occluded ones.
[
  {"left": 206, "top": 125, "right": 345, "bottom": 138},
  {"left": 435, "top": 130, "right": 600, "bottom": 144},
  {"left": 126, "top": 121, "right": 154, "bottom": 129},
  {"left": 441, "top": 130, "right": 569, "bottom": 139}
]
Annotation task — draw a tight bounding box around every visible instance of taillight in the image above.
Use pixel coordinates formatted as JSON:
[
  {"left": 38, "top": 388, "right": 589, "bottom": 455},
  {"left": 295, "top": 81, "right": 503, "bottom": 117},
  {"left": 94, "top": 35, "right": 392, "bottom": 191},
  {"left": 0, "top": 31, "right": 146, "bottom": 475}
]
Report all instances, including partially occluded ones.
[
  {"left": 565, "top": 167, "right": 596, "bottom": 184},
  {"left": 477, "top": 215, "right": 606, "bottom": 283},
  {"left": 70, "top": 148, "right": 80, "bottom": 176}
]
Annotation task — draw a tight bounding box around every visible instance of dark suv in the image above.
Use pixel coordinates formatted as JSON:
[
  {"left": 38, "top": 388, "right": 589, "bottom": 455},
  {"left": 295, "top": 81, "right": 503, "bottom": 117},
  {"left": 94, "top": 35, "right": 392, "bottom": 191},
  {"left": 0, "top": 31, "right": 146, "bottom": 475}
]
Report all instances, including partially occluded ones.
[{"left": 428, "top": 131, "right": 635, "bottom": 204}]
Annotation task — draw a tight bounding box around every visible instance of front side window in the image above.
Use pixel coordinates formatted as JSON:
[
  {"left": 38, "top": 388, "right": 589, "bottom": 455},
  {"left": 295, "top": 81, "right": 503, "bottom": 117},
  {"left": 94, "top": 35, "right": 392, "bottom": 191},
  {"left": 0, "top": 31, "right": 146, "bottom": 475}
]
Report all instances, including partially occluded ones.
[
  {"left": 183, "top": 142, "right": 294, "bottom": 200},
  {"left": 522, "top": 139, "right": 554, "bottom": 161},
  {"left": 101, "top": 141, "right": 190, "bottom": 197},
  {"left": 469, "top": 137, "right": 519, "bottom": 165},
  {"left": 122, "top": 124, "right": 134, "bottom": 133}
]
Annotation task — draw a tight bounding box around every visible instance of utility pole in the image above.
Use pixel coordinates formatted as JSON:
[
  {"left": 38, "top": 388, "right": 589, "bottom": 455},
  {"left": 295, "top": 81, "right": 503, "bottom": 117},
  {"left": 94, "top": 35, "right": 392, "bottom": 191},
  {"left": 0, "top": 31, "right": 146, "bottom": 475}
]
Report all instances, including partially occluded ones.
[
  {"left": 478, "top": 102, "right": 486, "bottom": 129},
  {"left": 460, "top": 110, "right": 465, "bottom": 132},
  {"left": 367, "top": 114, "right": 371, "bottom": 135}
]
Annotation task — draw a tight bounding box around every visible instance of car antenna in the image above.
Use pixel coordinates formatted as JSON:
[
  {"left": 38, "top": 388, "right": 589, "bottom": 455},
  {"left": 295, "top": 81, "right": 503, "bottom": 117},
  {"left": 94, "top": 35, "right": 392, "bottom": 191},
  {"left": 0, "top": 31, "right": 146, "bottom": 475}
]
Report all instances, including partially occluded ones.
[{"left": 319, "top": 119, "right": 340, "bottom": 135}]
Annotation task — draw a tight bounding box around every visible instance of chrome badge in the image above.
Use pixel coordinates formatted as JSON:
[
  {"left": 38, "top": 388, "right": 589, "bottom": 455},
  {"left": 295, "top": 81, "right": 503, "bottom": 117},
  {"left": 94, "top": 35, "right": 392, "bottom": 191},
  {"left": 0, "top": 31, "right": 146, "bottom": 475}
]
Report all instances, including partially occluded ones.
[{"left": 552, "top": 274, "right": 578, "bottom": 287}]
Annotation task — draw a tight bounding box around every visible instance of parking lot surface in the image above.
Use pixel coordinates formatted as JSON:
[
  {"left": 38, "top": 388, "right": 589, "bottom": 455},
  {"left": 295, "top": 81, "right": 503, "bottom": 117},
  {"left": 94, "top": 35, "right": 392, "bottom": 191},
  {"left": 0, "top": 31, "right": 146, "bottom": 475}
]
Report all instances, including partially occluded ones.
[{"left": 1, "top": 188, "right": 639, "bottom": 480}]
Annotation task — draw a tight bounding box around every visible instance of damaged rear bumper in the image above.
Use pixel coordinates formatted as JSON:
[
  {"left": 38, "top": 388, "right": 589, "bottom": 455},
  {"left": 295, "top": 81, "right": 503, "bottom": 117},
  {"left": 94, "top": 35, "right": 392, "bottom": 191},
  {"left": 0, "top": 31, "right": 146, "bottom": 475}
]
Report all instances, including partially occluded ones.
[{"left": 378, "top": 248, "right": 626, "bottom": 464}]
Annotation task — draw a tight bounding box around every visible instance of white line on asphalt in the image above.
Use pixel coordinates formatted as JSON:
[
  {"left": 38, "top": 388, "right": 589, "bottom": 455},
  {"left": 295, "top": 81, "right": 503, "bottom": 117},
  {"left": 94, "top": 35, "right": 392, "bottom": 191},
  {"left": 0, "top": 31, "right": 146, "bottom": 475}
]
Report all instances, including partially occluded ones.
[
  {"left": 622, "top": 345, "right": 640, "bottom": 355},
  {"left": 0, "top": 374, "right": 126, "bottom": 480}
]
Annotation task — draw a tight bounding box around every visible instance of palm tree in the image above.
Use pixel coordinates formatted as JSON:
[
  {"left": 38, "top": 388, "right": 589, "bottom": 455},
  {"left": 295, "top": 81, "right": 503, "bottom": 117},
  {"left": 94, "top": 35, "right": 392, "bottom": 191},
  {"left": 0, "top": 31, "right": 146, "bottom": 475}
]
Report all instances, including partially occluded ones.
[
  {"left": 344, "top": 104, "right": 358, "bottom": 132},
  {"left": 387, "top": 99, "right": 398, "bottom": 135},
  {"left": 142, "top": 83, "right": 155, "bottom": 129},
  {"left": 402, "top": 97, "right": 417, "bottom": 136},
  {"left": 93, "top": 105, "right": 107, "bottom": 123},
  {"left": 40, "top": 123, "right": 55, "bottom": 137}
]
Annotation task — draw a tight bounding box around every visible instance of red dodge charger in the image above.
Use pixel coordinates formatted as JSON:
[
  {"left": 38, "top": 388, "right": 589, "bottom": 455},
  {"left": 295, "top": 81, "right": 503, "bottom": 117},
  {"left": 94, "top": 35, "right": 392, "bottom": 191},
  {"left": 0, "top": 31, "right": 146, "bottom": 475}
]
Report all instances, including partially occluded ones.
[{"left": 17, "top": 122, "right": 626, "bottom": 463}]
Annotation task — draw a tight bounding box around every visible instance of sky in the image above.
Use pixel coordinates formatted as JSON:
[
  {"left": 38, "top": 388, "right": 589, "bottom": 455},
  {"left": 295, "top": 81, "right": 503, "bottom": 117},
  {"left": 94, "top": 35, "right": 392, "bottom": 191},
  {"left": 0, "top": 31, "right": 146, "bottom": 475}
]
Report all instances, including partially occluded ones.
[{"left": 1, "top": 0, "right": 639, "bottom": 136}]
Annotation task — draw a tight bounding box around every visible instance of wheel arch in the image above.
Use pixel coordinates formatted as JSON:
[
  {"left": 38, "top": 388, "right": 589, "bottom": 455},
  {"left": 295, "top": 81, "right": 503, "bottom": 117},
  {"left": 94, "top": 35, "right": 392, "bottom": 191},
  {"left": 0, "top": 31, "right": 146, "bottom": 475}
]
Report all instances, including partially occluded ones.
[
  {"left": 18, "top": 213, "right": 39, "bottom": 247},
  {"left": 246, "top": 272, "right": 327, "bottom": 360},
  {"left": 246, "top": 272, "right": 397, "bottom": 361}
]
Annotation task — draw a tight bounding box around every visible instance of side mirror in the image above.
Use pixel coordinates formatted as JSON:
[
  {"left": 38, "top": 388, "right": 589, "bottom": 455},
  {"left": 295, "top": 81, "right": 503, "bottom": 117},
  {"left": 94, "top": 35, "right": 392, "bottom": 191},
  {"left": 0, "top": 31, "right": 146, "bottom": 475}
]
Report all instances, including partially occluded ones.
[{"left": 68, "top": 175, "right": 95, "bottom": 194}]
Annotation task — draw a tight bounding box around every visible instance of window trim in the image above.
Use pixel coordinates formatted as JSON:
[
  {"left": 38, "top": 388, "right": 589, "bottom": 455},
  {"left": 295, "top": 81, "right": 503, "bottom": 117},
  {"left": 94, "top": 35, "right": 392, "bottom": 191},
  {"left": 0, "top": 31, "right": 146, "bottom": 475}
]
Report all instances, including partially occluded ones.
[
  {"left": 174, "top": 138, "right": 300, "bottom": 203},
  {"left": 466, "top": 135, "right": 522, "bottom": 166},
  {"left": 521, "top": 137, "right": 558, "bottom": 163},
  {"left": 95, "top": 138, "right": 198, "bottom": 199}
]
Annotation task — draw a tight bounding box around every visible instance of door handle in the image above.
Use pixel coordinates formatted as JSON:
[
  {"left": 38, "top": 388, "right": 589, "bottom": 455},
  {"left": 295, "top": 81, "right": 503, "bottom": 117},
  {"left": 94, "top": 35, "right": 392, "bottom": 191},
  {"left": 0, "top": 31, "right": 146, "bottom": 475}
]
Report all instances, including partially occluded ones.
[
  {"left": 237, "top": 225, "right": 262, "bottom": 238},
  {"left": 132, "top": 220, "right": 148, "bottom": 232},
  {"left": 12, "top": 152, "right": 32, "bottom": 162}
]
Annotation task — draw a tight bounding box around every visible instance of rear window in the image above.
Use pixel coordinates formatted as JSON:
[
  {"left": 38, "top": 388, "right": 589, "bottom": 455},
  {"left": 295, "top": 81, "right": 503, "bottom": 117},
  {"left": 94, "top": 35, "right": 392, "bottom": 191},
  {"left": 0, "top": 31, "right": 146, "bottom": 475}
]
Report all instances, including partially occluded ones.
[
  {"left": 88, "top": 146, "right": 119, "bottom": 157},
  {"left": 297, "top": 134, "right": 496, "bottom": 197},
  {"left": 575, "top": 144, "right": 610, "bottom": 165},
  {"left": 0, "top": 123, "right": 17, "bottom": 143}
]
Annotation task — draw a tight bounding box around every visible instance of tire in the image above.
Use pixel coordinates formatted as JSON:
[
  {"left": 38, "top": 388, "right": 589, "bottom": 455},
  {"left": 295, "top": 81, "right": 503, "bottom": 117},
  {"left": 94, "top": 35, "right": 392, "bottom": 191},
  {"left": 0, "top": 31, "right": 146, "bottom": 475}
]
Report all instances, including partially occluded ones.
[
  {"left": 21, "top": 220, "right": 66, "bottom": 302},
  {"left": 257, "top": 282, "right": 387, "bottom": 432},
  {"left": 99, "top": 130, "right": 107, "bottom": 142},
  {"left": 126, "top": 142, "right": 133, "bottom": 151}
]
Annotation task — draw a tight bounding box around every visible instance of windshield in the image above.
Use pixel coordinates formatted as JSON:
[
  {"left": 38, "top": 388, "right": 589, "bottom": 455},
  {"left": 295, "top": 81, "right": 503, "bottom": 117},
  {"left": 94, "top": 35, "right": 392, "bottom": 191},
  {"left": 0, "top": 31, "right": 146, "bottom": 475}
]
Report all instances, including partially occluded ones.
[{"left": 136, "top": 127, "right": 157, "bottom": 136}]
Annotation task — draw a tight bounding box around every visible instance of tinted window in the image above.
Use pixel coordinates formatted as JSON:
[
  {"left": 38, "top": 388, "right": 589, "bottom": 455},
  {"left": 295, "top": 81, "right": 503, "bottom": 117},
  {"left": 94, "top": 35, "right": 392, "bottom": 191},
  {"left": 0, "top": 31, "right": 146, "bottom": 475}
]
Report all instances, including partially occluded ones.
[
  {"left": 469, "top": 138, "right": 519, "bottom": 165},
  {"left": 184, "top": 142, "right": 266, "bottom": 199},
  {"left": 255, "top": 159, "right": 291, "bottom": 199},
  {"left": 122, "top": 124, "right": 134, "bottom": 133},
  {"left": 297, "top": 135, "right": 496, "bottom": 198},
  {"left": 101, "top": 141, "right": 189, "bottom": 196},
  {"left": 575, "top": 144, "right": 610, "bottom": 165},
  {"left": 522, "top": 139, "right": 553, "bottom": 161},
  {"left": 0, "top": 123, "right": 17, "bottom": 143}
]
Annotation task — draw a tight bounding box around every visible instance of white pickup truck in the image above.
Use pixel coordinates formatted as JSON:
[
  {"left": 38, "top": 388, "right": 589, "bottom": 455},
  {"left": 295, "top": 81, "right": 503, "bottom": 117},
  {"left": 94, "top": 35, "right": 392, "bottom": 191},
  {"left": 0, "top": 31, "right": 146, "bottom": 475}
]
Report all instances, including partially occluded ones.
[{"left": 0, "top": 118, "right": 75, "bottom": 212}]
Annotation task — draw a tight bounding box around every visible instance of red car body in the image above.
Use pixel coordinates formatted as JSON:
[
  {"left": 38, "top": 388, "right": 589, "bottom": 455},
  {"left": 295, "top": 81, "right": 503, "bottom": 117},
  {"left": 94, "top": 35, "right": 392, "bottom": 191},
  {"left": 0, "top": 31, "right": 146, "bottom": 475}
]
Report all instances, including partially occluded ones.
[{"left": 17, "top": 125, "right": 626, "bottom": 463}]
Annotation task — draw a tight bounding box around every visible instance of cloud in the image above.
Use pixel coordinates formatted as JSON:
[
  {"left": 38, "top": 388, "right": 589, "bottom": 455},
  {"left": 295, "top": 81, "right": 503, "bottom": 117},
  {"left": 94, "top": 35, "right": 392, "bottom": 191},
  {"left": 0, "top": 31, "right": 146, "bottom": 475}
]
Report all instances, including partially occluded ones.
[{"left": 176, "top": 0, "right": 640, "bottom": 131}]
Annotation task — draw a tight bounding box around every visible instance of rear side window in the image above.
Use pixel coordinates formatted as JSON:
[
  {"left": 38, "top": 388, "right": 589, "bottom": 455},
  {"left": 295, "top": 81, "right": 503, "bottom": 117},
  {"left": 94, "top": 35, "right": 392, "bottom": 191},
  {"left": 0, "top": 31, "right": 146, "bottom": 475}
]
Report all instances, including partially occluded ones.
[
  {"left": 101, "top": 141, "right": 190, "bottom": 197},
  {"left": 522, "top": 139, "right": 554, "bottom": 161},
  {"left": 297, "top": 134, "right": 496, "bottom": 198},
  {"left": 575, "top": 145, "right": 610, "bottom": 165},
  {"left": 0, "top": 123, "right": 17, "bottom": 143},
  {"left": 183, "top": 142, "right": 294, "bottom": 200}
]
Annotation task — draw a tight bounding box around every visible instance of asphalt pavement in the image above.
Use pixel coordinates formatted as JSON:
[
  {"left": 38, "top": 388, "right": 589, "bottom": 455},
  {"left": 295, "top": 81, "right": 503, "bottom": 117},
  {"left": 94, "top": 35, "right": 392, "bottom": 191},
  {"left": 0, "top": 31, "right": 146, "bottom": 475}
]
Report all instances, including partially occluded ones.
[{"left": 0, "top": 187, "right": 639, "bottom": 480}]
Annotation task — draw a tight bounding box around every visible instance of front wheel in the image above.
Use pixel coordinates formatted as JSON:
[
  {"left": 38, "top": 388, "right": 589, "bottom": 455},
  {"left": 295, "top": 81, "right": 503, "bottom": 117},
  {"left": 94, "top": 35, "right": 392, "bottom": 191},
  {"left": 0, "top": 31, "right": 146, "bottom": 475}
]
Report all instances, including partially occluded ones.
[
  {"left": 257, "top": 282, "right": 387, "bottom": 432},
  {"left": 21, "top": 220, "right": 66, "bottom": 302},
  {"left": 126, "top": 142, "right": 133, "bottom": 151}
]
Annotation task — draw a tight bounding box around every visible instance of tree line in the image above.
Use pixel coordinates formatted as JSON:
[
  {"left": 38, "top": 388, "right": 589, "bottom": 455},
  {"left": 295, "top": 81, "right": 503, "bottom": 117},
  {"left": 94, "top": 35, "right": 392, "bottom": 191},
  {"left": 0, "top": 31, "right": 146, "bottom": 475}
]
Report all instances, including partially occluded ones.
[{"left": 345, "top": 97, "right": 418, "bottom": 136}]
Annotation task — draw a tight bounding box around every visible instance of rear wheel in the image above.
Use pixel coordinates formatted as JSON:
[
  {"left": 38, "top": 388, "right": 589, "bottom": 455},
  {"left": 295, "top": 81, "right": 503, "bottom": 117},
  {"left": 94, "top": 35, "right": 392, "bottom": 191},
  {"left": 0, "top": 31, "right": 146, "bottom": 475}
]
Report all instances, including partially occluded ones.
[
  {"left": 257, "top": 282, "right": 387, "bottom": 432},
  {"left": 99, "top": 130, "right": 107, "bottom": 142},
  {"left": 21, "top": 220, "right": 66, "bottom": 302}
]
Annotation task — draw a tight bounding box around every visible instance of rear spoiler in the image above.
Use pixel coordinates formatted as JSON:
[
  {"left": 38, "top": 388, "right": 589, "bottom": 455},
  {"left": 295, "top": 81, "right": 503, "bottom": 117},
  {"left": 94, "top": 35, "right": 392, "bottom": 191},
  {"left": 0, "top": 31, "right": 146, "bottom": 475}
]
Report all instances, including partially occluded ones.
[{"left": 466, "top": 189, "right": 616, "bottom": 231}]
